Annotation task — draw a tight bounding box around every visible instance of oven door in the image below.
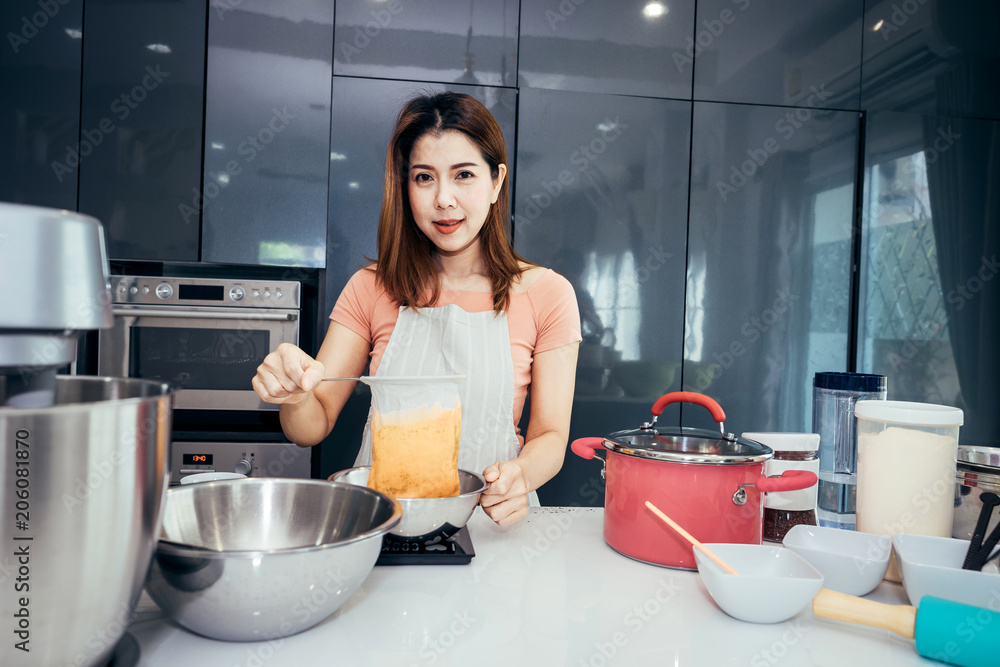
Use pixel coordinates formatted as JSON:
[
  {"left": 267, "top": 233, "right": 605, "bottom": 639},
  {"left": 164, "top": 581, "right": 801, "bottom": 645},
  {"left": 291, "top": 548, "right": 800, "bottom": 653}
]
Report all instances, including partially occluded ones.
[{"left": 98, "top": 304, "right": 298, "bottom": 410}]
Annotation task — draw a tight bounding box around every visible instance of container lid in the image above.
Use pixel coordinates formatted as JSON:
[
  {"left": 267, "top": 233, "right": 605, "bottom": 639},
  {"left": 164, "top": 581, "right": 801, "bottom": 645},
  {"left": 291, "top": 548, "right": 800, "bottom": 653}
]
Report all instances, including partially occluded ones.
[
  {"left": 742, "top": 432, "right": 819, "bottom": 452},
  {"left": 957, "top": 445, "right": 1000, "bottom": 470},
  {"left": 854, "top": 400, "right": 964, "bottom": 427},
  {"left": 603, "top": 426, "right": 772, "bottom": 464},
  {"left": 813, "top": 372, "right": 886, "bottom": 393}
]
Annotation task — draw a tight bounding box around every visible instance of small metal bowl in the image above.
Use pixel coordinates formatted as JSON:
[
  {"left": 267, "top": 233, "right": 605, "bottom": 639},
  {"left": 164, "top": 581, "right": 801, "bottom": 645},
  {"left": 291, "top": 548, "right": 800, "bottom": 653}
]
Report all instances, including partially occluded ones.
[
  {"left": 145, "top": 478, "right": 401, "bottom": 642},
  {"left": 331, "top": 467, "right": 487, "bottom": 541}
]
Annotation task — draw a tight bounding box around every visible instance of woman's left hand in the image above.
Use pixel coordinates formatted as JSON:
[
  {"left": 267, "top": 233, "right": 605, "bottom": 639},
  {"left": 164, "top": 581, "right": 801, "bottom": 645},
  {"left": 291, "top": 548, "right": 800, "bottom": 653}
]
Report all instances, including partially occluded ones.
[{"left": 480, "top": 461, "right": 529, "bottom": 526}]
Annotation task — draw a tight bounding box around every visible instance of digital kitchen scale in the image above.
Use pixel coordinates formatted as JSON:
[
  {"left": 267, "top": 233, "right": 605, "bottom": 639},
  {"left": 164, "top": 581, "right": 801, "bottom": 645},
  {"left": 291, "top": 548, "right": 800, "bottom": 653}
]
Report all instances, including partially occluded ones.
[{"left": 376, "top": 526, "right": 475, "bottom": 566}]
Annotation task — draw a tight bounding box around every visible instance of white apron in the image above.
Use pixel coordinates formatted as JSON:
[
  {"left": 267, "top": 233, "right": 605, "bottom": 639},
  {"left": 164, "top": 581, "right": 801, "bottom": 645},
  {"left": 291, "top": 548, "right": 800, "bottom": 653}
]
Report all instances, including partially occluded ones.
[{"left": 355, "top": 304, "right": 539, "bottom": 506}]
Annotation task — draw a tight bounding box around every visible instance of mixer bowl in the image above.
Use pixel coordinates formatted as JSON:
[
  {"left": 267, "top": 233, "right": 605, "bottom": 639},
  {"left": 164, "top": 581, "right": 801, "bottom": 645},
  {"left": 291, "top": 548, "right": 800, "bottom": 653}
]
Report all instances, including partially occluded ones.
[
  {"left": 0, "top": 376, "right": 173, "bottom": 667},
  {"left": 145, "top": 478, "right": 402, "bottom": 641},
  {"left": 331, "top": 466, "right": 487, "bottom": 541}
]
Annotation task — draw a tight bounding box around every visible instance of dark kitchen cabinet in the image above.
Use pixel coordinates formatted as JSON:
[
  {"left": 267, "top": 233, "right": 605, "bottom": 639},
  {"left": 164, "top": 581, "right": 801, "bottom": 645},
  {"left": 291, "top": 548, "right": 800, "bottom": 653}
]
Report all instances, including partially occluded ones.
[
  {"left": 0, "top": 0, "right": 83, "bottom": 210},
  {"left": 333, "top": 0, "right": 518, "bottom": 87},
  {"left": 685, "top": 101, "right": 860, "bottom": 434},
  {"left": 519, "top": 0, "right": 695, "bottom": 99},
  {"left": 200, "top": 0, "right": 333, "bottom": 267},
  {"left": 320, "top": 76, "right": 517, "bottom": 475},
  {"left": 513, "top": 88, "right": 692, "bottom": 505},
  {"left": 692, "top": 0, "right": 864, "bottom": 111},
  {"left": 861, "top": 0, "right": 1000, "bottom": 120},
  {"left": 77, "top": 0, "right": 205, "bottom": 261},
  {"left": 858, "top": 110, "right": 1000, "bottom": 447}
]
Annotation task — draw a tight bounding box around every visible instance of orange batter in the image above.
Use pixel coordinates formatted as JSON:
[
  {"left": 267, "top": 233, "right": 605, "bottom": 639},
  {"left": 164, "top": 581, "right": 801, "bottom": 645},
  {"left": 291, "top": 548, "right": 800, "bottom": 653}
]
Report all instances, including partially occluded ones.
[{"left": 367, "top": 404, "right": 461, "bottom": 498}]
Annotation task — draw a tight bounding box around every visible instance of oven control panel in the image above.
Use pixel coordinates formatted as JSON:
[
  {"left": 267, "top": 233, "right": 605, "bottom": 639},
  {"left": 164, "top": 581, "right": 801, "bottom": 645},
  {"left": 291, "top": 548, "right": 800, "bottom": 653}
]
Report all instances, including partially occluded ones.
[
  {"left": 171, "top": 441, "right": 312, "bottom": 485},
  {"left": 113, "top": 276, "right": 300, "bottom": 309}
]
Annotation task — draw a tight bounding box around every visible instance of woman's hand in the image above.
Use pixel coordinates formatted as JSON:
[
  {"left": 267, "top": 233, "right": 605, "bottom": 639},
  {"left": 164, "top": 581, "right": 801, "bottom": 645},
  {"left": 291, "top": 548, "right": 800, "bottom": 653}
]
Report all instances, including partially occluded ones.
[
  {"left": 480, "top": 461, "right": 530, "bottom": 526},
  {"left": 252, "top": 343, "right": 326, "bottom": 405}
]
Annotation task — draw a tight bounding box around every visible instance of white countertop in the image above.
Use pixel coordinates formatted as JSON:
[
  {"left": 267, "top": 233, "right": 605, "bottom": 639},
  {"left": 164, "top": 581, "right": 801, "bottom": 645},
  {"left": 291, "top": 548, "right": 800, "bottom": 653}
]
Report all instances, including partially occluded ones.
[{"left": 129, "top": 507, "right": 935, "bottom": 666}]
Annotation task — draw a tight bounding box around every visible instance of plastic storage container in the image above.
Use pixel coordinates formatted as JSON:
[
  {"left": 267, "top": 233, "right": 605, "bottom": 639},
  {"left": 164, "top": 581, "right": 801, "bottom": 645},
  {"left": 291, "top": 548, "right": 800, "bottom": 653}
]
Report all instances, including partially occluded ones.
[
  {"left": 855, "top": 400, "right": 963, "bottom": 582},
  {"left": 744, "top": 432, "right": 820, "bottom": 542},
  {"left": 812, "top": 372, "right": 886, "bottom": 530}
]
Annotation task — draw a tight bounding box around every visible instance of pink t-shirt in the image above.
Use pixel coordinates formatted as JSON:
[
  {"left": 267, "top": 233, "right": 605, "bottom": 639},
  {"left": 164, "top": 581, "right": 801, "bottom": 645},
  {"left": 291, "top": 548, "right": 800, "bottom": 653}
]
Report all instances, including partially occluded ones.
[{"left": 330, "top": 267, "right": 582, "bottom": 442}]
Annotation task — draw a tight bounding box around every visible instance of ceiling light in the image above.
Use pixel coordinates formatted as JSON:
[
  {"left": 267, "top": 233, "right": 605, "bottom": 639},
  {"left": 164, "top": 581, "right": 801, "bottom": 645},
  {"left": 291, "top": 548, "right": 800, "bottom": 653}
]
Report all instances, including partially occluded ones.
[{"left": 643, "top": 1, "right": 668, "bottom": 20}]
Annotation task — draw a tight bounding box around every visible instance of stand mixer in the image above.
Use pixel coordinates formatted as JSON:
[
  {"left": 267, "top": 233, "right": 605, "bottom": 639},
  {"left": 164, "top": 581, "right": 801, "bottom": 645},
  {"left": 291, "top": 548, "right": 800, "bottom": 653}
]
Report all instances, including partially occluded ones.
[
  {"left": 0, "top": 203, "right": 111, "bottom": 406},
  {"left": 0, "top": 201, "right": 174, "bottom": 667}
]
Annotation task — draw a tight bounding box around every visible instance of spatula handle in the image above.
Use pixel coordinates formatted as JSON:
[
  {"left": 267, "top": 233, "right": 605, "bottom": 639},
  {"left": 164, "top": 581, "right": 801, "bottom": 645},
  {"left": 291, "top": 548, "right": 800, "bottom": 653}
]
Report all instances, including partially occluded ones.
[{"left": 813, "top": 588, "right": 917, "bottom": 639}]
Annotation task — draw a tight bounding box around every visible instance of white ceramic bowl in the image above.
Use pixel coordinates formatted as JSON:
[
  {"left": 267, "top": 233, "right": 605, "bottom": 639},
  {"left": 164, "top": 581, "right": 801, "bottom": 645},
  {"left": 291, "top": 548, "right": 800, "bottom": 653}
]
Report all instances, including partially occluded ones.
[
  {"left": 782, "top": 525, "right": 891, "bottom": 596},
  {"left": 892, "top": 533, "right": 1000, "bottom": 609},
  {"left": 179, "top": 471, "right": 247, "bottom": 484},
  {"left": 694, "top": 543, "right": 824, "bottom": 624}
]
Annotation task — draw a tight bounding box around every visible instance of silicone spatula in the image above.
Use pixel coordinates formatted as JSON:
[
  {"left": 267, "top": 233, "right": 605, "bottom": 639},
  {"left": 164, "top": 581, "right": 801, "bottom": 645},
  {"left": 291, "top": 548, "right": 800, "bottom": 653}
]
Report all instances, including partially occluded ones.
[{"left": 813, "top": 588, "right": 1000, "bottom": 667}]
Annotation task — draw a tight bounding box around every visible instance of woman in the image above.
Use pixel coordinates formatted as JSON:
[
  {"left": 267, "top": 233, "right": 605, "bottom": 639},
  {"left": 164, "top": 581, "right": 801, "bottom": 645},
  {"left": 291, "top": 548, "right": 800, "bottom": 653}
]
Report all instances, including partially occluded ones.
[{"left": 252, "top": 92, "right": 581, "bottom": 526}]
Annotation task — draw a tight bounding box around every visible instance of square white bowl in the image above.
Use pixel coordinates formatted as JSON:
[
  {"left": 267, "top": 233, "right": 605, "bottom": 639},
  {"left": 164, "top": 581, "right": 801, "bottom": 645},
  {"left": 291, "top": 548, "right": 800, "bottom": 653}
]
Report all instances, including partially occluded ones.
[
  {"left": 694, "top": 543, "right": 824, "bottom": 624},
  {"left": 892, "top": 533, "right": 1000, "bottom": 610},
  {"left": 782, "top": 524, "right": 890, "bottom": 596}
]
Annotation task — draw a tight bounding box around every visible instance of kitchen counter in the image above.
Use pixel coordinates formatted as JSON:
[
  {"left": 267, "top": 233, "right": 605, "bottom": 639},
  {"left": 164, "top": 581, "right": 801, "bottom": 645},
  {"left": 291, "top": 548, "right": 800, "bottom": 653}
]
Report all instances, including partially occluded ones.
[{"left": 129, "top": 507, "right": 935, "bottom": 666}]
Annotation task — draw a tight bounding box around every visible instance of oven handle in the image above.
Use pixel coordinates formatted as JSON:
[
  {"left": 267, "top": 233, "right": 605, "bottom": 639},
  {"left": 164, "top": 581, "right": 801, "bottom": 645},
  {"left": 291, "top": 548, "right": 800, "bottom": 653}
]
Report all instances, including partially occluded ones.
[{"left": 113, "top": 307, "right": 298, "bottom": 322}]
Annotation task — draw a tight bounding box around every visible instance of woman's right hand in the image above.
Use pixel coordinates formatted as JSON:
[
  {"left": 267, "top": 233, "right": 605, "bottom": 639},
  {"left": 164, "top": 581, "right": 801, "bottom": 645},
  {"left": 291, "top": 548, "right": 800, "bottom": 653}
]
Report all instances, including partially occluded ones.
[{"left": 252, "top": 343, "right": 326, "bottom": 405}]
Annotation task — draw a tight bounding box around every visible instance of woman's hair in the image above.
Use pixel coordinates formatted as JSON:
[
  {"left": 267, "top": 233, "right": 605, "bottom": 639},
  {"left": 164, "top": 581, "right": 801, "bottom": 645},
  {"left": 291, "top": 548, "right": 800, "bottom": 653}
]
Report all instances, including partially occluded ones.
[{"left": 374, "top": 91, "right": 530, "bottom": 313}]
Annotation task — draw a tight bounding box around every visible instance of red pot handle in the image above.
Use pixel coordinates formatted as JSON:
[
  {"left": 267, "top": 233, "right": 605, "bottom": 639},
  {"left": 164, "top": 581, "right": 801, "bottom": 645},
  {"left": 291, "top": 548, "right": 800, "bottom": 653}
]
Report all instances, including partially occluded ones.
[
  {"left": 756, "top": 470, "right": 817, "bottom": 493},
  {"left": 650, "top": 391, "right": 727, "bottom": 423},
  {"left": 570, "top": 437, "right": 605, "bottom": 460}
]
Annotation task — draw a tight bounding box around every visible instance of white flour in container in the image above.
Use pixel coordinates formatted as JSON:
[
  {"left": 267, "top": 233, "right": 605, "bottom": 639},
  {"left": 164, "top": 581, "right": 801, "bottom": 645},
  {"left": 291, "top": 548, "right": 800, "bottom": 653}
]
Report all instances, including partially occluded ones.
[{"left": 856, "top": 425, "right": 957, "bottom": 582}]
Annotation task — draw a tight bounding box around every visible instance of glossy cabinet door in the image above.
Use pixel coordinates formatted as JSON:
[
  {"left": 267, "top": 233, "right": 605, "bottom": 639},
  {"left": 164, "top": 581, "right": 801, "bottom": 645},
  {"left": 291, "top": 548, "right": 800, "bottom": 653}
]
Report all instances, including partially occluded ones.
[
  {"left": 333, "top": 0, "right": 518, "bottom": 87},
  {"left": 693, "top": 0, "right": 864, "bottom": 110},
  {"left": 513, "top": 88, "right": 690, "bottom": 505},
  {"left": 859, "top": 111, "right": 1000, "bottom": 447},
  {"left": 685, "top": 101, "right": 859, "bottom": 433},
  {"left": 514, "top": 88, "right": 691, "bottom": 406},
  {"left": 200, "top": 0, "right": 333, "bottom": 267},
  {"left": 861, "top": 0, "right": 1000, "bottom": 119},
  {"left": 77, "top": 0, "right": 205, "bottom": 261},
  {"left": 0, "top": 0, "right": 83, "bottom": 210},
  {"left": 519, "top": 0, "right": 694, "bottom": 99}
]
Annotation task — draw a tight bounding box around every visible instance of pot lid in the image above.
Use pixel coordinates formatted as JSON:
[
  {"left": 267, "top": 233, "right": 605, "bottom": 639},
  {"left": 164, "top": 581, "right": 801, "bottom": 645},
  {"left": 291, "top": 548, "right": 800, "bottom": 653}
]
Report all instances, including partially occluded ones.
[
  {"left": 958, "top": 445, "right": 1000, "bottom": 470},
  {"left": 603, "top": 426, "right": 772, "bottom": 464}
]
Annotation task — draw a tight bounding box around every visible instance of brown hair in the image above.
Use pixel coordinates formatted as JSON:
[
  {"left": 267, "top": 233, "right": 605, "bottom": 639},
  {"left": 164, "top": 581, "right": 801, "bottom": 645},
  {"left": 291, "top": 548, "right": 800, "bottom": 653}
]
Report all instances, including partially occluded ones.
[{"left": 374, "top": 91, "right": 530, "bottom": 313}]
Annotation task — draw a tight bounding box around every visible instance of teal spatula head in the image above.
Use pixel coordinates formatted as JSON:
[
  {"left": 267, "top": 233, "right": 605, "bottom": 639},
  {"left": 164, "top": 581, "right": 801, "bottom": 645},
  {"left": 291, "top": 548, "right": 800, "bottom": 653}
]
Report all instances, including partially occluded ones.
[{"left": 914, "top": 596, "right": 1000, "bottom": 667}]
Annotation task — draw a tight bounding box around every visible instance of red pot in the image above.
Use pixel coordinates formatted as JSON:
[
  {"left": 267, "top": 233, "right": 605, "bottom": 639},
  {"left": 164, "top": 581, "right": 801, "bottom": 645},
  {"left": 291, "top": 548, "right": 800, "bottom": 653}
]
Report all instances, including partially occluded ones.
[{"left": 571, "top": 391, "right": 816, "bottom": 570}]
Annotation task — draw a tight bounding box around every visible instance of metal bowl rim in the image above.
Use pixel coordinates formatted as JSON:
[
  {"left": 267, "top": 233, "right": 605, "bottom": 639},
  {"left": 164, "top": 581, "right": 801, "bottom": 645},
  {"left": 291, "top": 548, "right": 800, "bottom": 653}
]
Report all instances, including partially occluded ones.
[
  {"left": 332, "top": 466, "right": 488, "bottom": 498},
  {"left": 0, "top": 375, "right": 174, "bottom": 414},
  {"left": 156, "top": 478, "right": 402, "bottom": 559}
]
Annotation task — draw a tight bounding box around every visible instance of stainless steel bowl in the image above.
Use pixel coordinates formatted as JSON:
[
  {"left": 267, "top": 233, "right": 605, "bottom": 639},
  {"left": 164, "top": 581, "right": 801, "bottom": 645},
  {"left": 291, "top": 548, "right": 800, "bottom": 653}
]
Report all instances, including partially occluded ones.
[
  {"left": 145, "top": 478, "right": 401, "bottom": 642},
  {"left": 331, "top": 467, "right": 486, "bottom": 541},
  {"left": 0, "top": 376, "right": 172, "bottom": 667}
]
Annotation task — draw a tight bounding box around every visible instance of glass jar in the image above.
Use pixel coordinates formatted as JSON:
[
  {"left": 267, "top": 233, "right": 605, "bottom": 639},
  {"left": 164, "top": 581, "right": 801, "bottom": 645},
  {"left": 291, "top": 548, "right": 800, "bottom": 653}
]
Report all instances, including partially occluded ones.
[
  {"left": 812, "top": 372, "right": 887, "bottom": 530},
  {"left": 744, "top": 433, "right": 820, "bottom": 542}
]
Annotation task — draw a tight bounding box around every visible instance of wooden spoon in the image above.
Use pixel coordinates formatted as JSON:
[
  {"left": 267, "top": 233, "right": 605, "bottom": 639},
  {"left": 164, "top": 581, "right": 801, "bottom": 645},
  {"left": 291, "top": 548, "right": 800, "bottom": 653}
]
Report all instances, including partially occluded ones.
[{"left": 644, "top": 500, "right": 739, "bottom": 575}]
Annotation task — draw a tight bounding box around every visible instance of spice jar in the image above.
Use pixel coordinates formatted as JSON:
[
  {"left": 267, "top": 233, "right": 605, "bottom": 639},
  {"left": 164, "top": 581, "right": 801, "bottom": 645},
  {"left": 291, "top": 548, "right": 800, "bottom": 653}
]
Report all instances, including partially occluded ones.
[{"left": 744, "top": 432, "right": 820, "bottom": 542}]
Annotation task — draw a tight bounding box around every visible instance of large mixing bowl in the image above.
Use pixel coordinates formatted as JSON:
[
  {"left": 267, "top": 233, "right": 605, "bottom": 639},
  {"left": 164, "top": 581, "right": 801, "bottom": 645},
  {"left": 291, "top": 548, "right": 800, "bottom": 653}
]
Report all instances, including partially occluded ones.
[
  {"left": 332, "top": 467, "right": 486, "bottom": 541},
  {"left": 145, "top": 478, "right": 402, "bottom": 642},
  {"left": 0, "top": 376, "right": 172, "bottom": 667}
]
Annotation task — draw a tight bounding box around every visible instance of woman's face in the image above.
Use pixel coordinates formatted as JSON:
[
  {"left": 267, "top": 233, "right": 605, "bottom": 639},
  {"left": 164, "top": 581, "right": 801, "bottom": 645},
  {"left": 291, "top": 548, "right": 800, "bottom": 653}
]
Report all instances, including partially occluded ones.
[{"left": 407, "top": 129, "right": 506, "bottom": 259}]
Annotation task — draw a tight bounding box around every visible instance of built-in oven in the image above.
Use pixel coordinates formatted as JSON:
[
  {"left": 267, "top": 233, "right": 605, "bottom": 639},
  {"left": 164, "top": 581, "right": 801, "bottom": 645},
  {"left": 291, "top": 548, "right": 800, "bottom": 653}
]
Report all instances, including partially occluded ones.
[
  {"left": 98, "top": 275, "right": 315, "bottom": 483},
  {"left": 99, "top": 275, "right": 300, "bottom": 410}
]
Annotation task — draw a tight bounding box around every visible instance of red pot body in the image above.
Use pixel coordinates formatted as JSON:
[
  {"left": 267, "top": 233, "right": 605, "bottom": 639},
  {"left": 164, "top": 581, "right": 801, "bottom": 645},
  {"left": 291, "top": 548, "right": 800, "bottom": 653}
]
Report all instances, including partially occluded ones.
[{"left": 603, "top": 449, "right": 765, "bottom": 569}]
